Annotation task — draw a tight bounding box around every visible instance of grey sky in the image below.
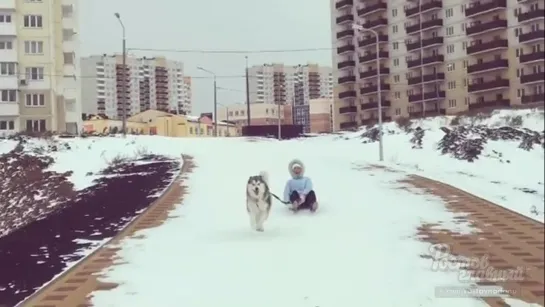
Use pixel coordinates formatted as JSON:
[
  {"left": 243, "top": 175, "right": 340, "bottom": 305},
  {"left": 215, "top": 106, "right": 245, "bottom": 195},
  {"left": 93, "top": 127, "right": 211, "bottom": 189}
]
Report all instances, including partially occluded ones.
[{"left": 80, "top": 0, "right": 333, "bottom": 115}]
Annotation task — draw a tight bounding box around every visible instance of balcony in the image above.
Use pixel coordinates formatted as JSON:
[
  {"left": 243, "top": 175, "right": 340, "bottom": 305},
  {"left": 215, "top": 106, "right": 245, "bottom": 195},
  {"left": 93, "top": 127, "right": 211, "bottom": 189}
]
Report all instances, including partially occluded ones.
[
  {"left": 337, "top": 44, "right": 355, "bottom": 54},
  {"left": 359, "top": 51, "right": 388, "bottom": 63},
  {"left": 62, "top": 15, "right": 75, "bottom": 30},
  {"left": 519, "top": 30, "right": 545, "bottom": 43},
  {"left": 339, "top": 90, "right": 357, "bottom": 99},
  {"left": 467, "top": 59, "right": 508, "bottom": 74},
  {"left": 405, "top": 0, "right": 442, "bottom": 17},
  {"left": 518, "top": 9, "right": 544, "bottom": 23},
  {"left": 468, "top": 79, "right": 509, "bottom": 93},
  {"left": 339, "top": 106, "right": 358, "bottom": 113},
  {"left": 362, "top": 18, "right": 388, "bottom": 29},
  {"left": 338, "top": 75, "right": 356, "bottom": 84},
  {"left": 406, "top": 19, "right": 442, "bottom": 34},
  {"left": 338, "top": 60, "right": 356, "bottom": 69},
  {"left": 358, "top": 35, "right": 388, "bottom": 47},
  {"left": 465, "top": 0, "right": 506, "bottom": 17},
  {"left": 337, "top": 29, "right": 354, "bottom": 39},
  {"left": 519, "top": 52, "right": 545, "bottom": 64},
  {"left": 357, "top": 2, "right": 387, "bottom": 17},
  {"left": 360, "top": 83, "right": 390, "bottom": 94},
  {"left": 340, "top": 121, "right": 358, "bottom": 129},
  {"left": 466, "top": 39, "right": 507, "bottom": 55},
  {"left": 407, "top": 73, "right": 445, "bottom": 85},
  {"left": 361, "top": 100, "right": 391, "bottom": 110},
  {"left": 0, "top": 102, "right": 18, "bottom": 116},
  {"left": 521, "top": 94, "right": 544, "bottom": 104},
  {"left": 336, "top": 14, "right": 354, "bottom": 24},
  {"left": 0, "top": 0, "right": 15, "bottom": 8},
  {"left": 468, "top": 99, "right": 510, "bottom": 109},
  {"left": 409, "top": 91, "right": 445, "bottom": 102},
  {"left": 407, "top": 54, "right": 444, "bottom": 68},
  {"left": 407, "top": 36, "right": 443, "bottom": 51},
  {"left": 335, "top": 0, "right": 352, "bottom": 9},
  {"left": 360, "top": 67, "right": 389, "bottom": 79},
  {"left": 466, "top": 19, "right": 507, "bottom": 36},
  {"left": 0, "top": 20, "right": 16, "bottom": 36},
  {"left": 0, "top": 47, "right": 16, "bottom": 62},
  {"left": 520, "top": 72, "right": 544, "bottom": 84}
]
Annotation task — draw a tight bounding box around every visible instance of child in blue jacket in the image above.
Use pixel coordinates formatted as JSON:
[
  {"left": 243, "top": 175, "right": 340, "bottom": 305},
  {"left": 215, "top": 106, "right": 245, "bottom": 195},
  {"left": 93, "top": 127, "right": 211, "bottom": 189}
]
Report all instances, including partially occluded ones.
[{"left": 283, "top": 159, "right": 318, "bottom": 212}]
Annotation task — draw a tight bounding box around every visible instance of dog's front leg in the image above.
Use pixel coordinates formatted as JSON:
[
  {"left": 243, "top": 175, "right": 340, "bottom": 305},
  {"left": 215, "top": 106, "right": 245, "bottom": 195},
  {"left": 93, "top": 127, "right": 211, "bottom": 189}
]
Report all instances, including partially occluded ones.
[
  {"left": 255, "top": 211, "right": 268, "bottom": 232},
  {"left": 247, "top": 203, "right": 257, "bottom": 230}
]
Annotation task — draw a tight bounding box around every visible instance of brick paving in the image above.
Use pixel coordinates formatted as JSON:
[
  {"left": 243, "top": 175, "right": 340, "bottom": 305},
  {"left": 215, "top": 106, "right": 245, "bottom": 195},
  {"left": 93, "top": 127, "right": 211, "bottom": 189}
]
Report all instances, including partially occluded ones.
[
  {"left": 18, "top": 155, "right": 194, "bottom": 307},
  {"left": 366, "top": 164, "right": 544, "bottom": 306}
]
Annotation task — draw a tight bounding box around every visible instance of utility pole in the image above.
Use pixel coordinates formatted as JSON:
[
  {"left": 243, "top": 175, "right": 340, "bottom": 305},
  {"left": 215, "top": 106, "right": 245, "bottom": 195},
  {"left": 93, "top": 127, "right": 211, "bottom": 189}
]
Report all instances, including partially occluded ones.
[
  {"left": 114, "top": 13, "right": 126, "bottom": 137},
  {"left": 197, "top": 66, "right": 218, "bottom": 136},
  {"left": 245, "top": 56, "right": 251, "bottom": 126},
  {"left": 352, "top": 23, "right": 384, "bottom": 161}
]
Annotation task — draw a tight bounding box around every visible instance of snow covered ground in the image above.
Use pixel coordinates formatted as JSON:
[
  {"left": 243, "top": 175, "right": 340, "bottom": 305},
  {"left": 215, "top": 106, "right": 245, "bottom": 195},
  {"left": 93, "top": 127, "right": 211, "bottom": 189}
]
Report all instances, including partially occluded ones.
[
  {"left": 3, "top": 109, "right": 542, "bottom": 306},
  {"left": 87, "top": 136, "right": 484, "bottom": 307},
  {"left": 336, "top": 109, "right": 545, "bottom": 222}
]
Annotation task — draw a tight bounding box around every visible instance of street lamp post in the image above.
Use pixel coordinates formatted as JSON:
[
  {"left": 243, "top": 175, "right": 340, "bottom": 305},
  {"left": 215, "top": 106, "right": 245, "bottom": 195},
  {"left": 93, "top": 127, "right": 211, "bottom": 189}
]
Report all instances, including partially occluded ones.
[
  {"left": 352, "top": 23, "right": 384, "bottom": 161},
  {"left": 114, "top": 13, "right": 127, "bottom": 137},
  {"left": 197, "top": 66, "right": 218, "bottom": 136}
]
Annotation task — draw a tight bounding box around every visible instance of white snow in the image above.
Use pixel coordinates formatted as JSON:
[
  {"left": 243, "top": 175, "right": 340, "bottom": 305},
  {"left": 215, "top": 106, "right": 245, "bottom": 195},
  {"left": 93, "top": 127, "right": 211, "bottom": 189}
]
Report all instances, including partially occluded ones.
[
  {"left": 0, "top": 139, "right": 17, "bottom": 154},
  {"left": 5, "top": 109, "right": 542, "bottom": 306},
  {"left": 336, "top": 108, "right": 545, "bottom": 222},
  {"left": 72, "top": 133, "right": 537, "bottom": 307}
]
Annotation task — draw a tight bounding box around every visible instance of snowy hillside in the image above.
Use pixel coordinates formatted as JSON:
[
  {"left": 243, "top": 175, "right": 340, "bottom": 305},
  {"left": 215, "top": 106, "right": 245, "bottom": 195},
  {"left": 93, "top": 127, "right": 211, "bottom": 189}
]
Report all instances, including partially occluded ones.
[{"left": 335, "top": 108, "right": 545, "bottom": 222}]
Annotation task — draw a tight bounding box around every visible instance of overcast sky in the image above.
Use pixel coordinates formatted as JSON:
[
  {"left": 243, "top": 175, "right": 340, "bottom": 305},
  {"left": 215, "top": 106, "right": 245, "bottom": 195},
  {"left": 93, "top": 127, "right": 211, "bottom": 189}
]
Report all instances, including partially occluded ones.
[{"left": 80, "top": 0, "right": 333, "bottom": 115}]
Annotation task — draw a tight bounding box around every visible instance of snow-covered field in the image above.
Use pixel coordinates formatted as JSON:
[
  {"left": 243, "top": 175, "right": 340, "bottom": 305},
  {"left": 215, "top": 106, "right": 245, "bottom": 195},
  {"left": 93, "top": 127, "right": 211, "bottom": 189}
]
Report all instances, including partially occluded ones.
[{"left": 2, "top": 109, "right": 543, "bottom": 306}]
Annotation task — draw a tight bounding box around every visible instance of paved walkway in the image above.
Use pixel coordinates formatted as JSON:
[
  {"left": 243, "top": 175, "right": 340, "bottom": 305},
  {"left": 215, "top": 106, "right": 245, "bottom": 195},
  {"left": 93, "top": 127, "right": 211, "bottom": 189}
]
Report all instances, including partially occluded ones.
[
  {"left": 367, "top": 164, "right": 544, "bottom": 307},
  {"left": 20, "top": 161, "right": 543, "bottom": 307},
  {"left": 18, "top": 156, "right": 194, "bottom": 307}
]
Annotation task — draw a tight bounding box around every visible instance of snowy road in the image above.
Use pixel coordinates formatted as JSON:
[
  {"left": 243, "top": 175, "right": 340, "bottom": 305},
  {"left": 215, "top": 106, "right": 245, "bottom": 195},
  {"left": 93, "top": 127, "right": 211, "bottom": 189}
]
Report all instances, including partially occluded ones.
[{"left": 89, "top": 138, "right": 490, "bottom": 307}]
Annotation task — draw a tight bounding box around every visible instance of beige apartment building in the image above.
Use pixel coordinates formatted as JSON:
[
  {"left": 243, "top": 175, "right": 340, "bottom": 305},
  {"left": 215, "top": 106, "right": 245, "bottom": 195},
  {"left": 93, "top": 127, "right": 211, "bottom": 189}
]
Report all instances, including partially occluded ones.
[
  {"left": 248, "top": 63, "right": 333, "bottom": 105},
  {"left": 81, "top": 55, "right": 190, "bottom": 119},
  {"left": 0, "top": 0, "right": 82, "bottom": 136},
  {"left": 330, "top": 0, "right": 544, "bottom": 130}
]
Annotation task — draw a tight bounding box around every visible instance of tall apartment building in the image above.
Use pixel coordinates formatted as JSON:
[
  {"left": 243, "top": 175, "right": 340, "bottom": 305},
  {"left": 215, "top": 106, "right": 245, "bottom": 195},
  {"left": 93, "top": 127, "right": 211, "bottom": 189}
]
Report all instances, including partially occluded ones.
[
  {"left": 81, "top": 55, "right": 190, "bottom": 119},
  {"left": 331, "top": 0, "right": 544, "bottom": 130},
  {"left": 0, "top": 0, "right": 82, "bottom": 136},
  {"left": 181, "top": 76, "right": 192, "bottom": 114},
  {"left": 248, "top": 63, "right": 333, "bottom": 105}
]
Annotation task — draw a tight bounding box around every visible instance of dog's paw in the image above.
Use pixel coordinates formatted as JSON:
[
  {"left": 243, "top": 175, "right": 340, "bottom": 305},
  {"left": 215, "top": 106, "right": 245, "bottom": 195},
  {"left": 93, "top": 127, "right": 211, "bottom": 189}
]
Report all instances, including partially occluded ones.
[{"left": 256, "top": 227, "right": 264, "bottom": 232}]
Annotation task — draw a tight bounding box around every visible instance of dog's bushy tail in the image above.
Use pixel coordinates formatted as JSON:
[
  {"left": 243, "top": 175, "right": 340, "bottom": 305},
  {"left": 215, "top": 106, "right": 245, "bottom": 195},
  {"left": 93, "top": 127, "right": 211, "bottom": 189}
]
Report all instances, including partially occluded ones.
[{"left": 259, "top": 171, "right": 269, "bottom": 184}]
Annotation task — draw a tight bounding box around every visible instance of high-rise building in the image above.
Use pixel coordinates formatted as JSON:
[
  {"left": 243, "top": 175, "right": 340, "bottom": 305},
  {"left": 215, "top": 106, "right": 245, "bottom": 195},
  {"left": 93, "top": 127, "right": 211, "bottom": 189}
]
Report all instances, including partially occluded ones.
[
  {"left": 0, "top": 0, "right": 82, "bottom": 136},
  {"left": 81, "top": 55, "right": 190, "bottom": 119},
  {"left": 248, "top": 63, "right": 333, "bottom": 105},
  {"left": 181, "top": 76, "right": 192, "bottom": 114},
  {"left": 331, "top": 0, "right": 544, "bottom": 131}
]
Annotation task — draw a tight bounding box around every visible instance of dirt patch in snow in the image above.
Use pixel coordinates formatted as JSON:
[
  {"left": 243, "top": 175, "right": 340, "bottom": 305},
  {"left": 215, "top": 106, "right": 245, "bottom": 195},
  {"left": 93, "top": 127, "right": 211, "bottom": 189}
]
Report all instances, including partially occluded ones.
[{"left": 0, "top": 140, "right": 182, "bottom": 306}]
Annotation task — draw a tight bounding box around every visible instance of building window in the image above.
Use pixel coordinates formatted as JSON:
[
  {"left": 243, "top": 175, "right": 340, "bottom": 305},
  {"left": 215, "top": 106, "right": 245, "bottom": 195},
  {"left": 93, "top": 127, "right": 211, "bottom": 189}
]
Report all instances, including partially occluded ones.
[
  {"left": 25, "top": 93, "right": 45, "bottom": 106},
  {"left": 23, "top": 15, "right": 43, "bottom": 28},
  {"left": 0, "top": 62, "right": 16, "bottom": 75},
  {"left": 26, "top": 119, "right": 46, "bottom": 132},
  {"left": 448, "top": 99, "right": 456, "bottom": 108},
  {"left": 0, "top": 41, "right": 13, "bottom": 49},
  {"left": 0, "top": 120, "right": 15, "bottom": 131},
  {"left": 0, "top": 90, "right": 16, "bottom": 102},
  {"left": 25, "top": 67, "right": 44, "bottom": 80},
  {"left": 24, "top": 41, "right": 44, "bottom": 54},
  {"left": 0, "top": 14, "right": 12, "bottom": 23}
]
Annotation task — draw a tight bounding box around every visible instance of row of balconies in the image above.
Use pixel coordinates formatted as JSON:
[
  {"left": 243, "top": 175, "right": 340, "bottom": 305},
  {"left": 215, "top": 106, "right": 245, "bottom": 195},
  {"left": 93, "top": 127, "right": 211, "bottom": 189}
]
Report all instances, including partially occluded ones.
[
  {"left": 339, "top": 101, "right": 392, "bottom": 114},
  {"left": 337, "top": 75, "right": 543, "bottom": 100}
]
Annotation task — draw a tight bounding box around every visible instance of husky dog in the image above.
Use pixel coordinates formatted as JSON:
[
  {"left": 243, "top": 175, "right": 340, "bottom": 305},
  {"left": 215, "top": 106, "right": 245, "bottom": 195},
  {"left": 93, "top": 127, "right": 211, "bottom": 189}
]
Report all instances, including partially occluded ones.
[{"left": 246, "top": 171, "right": 272, "bottom": 232}]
